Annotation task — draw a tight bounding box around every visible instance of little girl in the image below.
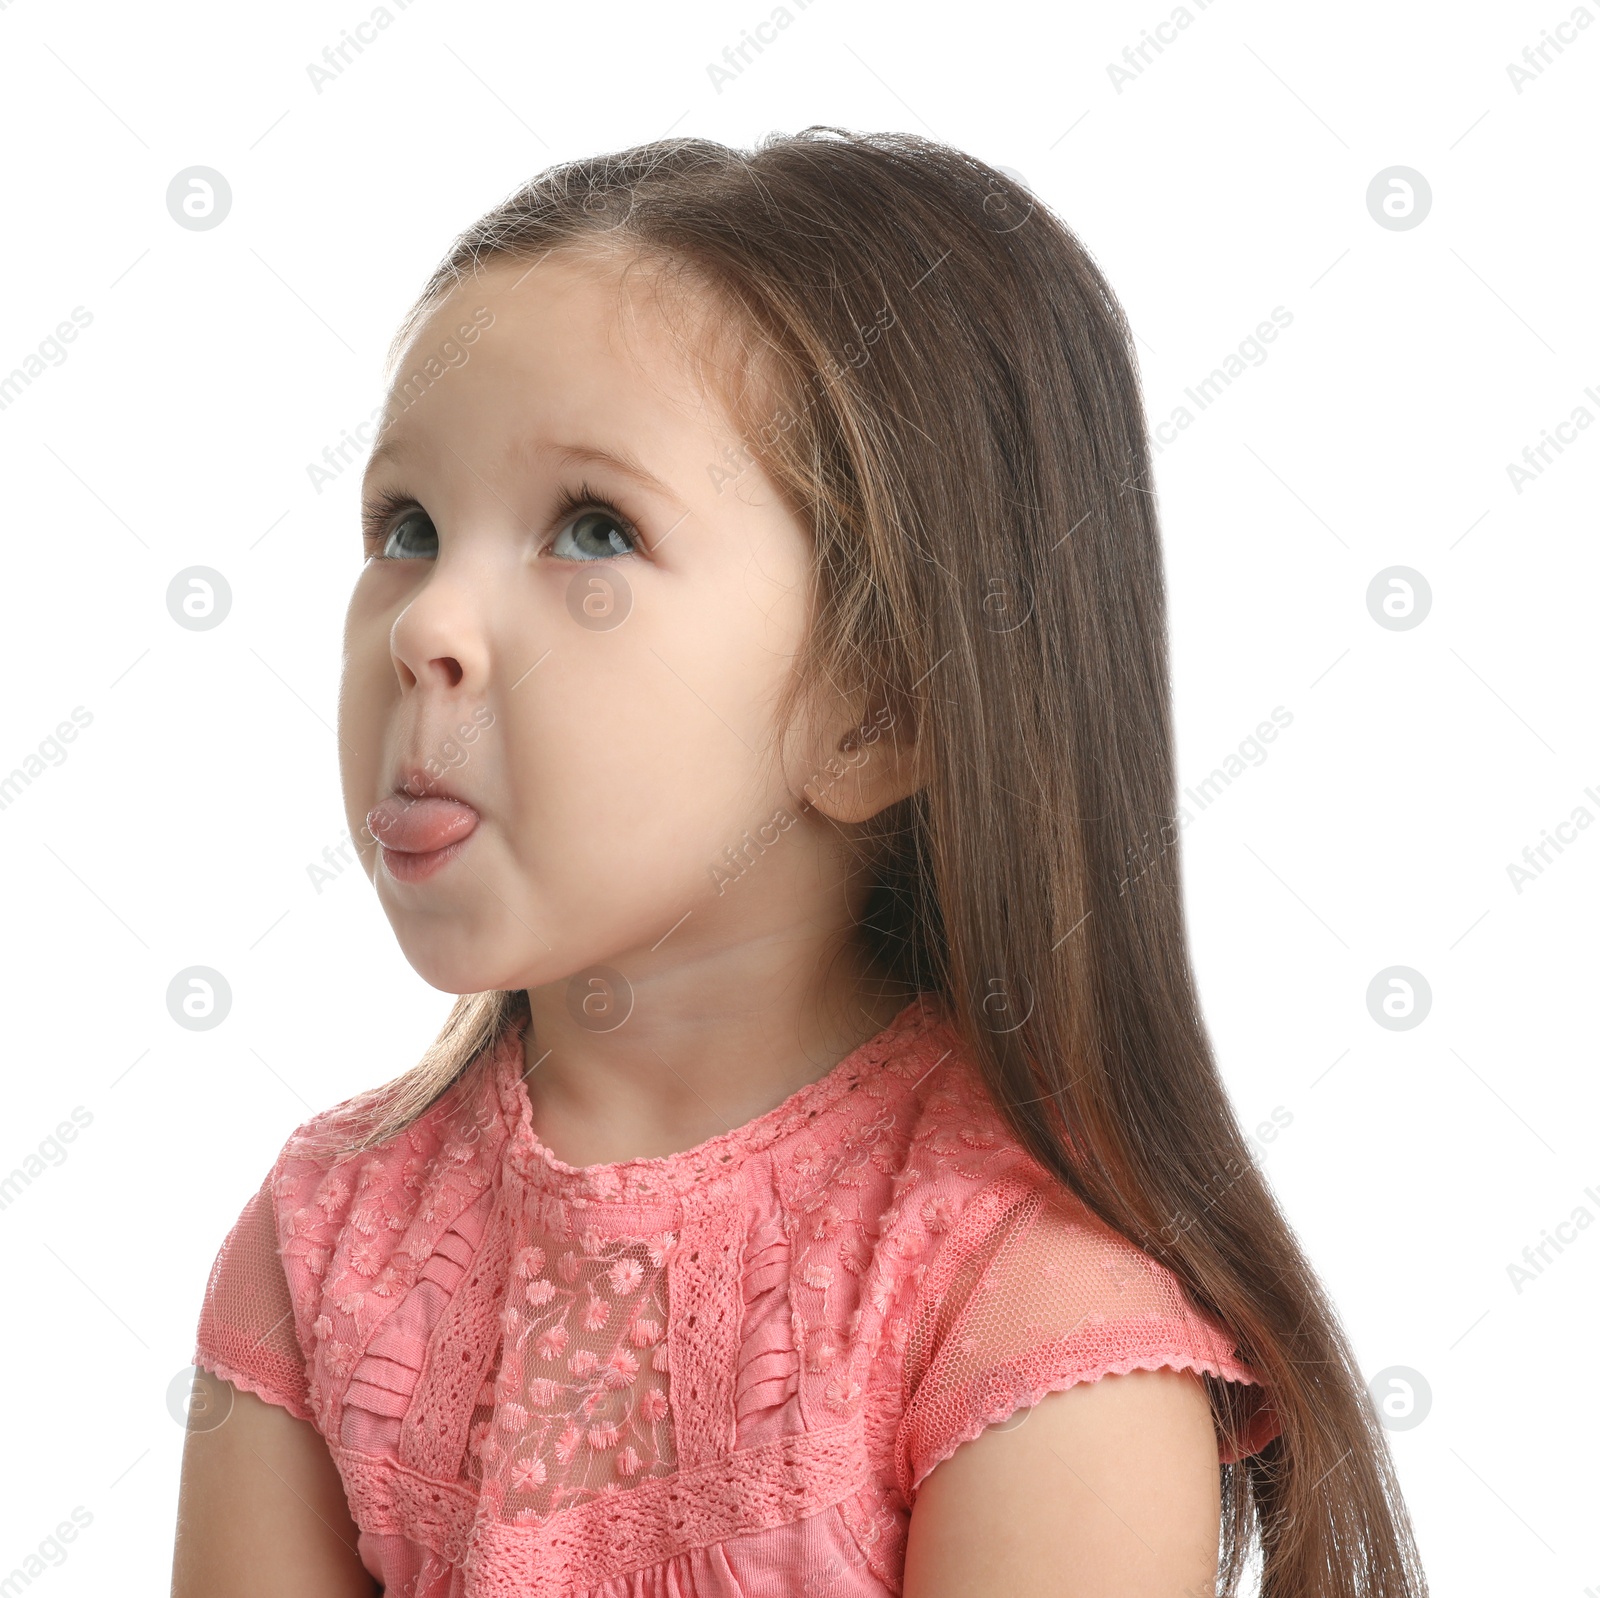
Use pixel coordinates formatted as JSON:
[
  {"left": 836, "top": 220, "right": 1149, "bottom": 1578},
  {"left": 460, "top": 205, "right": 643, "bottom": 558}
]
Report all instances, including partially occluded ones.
[{"left": 173, "top": 129, "right": 1426, "bottom": 1597}]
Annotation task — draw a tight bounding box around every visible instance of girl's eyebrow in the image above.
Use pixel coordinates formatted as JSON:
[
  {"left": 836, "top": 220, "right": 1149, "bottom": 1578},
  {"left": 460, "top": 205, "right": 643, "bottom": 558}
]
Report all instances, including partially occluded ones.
[
  {"left": 364, "top": 435, "right": 408, "bottom": 474},
  {"left": 363, "top": 433, "right": 687, "bottom": 508},
  {"left": 534, "top": 440, "right": 681, "bottom": 504}
]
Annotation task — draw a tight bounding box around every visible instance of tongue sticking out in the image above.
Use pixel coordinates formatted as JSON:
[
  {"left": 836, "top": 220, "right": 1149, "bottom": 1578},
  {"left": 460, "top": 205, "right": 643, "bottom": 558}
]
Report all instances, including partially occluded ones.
[{"left": 366, "top": 795, "right": 480, "bottom": 854}]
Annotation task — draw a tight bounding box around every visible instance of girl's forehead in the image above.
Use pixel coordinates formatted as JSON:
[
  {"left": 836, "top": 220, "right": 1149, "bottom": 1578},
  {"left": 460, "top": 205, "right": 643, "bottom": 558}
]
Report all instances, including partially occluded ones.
[
  {"left": 368, "top": 265, "right": 781, "bottom": 514},
  {"left": 419, "top": 252, "right": 716, "bottom": 365},
  {"left": 382, "top": 254, "right": 760, "bottom": 462}
]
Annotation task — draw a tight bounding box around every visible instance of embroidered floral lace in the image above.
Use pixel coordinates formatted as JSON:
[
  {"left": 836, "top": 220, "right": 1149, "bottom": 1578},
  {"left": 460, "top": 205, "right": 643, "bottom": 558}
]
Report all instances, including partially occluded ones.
[{"left": 194, "top": 994, "right": 1278, "bottom": 1595}]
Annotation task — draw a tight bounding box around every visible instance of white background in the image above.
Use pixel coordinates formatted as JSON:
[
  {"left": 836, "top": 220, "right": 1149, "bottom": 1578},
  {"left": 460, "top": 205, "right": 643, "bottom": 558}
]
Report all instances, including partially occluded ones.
[{"left": 1, "top": 0, "right": 1595, "bottom": 1592}]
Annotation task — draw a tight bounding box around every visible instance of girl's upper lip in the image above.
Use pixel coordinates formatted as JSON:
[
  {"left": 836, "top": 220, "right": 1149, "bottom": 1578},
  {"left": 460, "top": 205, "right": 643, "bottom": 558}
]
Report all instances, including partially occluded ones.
[{"left": 390, "top": 766, "right": 474, "bottom": 807}]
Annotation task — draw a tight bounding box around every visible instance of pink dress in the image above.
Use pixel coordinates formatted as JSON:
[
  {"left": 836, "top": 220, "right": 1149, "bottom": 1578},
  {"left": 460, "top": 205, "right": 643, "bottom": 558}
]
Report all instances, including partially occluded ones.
[{"left": 194, "top": 993, "right": 1278, "bottom": 1596}]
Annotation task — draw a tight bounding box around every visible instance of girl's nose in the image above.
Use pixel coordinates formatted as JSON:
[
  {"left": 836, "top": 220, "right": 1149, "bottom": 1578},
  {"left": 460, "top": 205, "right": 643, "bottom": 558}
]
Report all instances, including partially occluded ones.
[{"left": 388, "top": 574, "right": 489, "bottom": 696}]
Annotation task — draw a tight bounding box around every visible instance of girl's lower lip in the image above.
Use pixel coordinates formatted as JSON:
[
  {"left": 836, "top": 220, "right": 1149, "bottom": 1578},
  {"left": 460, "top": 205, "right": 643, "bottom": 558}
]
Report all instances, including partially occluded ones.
[{"left": 380, "top": 832, "right": 474, "bottom": 883}]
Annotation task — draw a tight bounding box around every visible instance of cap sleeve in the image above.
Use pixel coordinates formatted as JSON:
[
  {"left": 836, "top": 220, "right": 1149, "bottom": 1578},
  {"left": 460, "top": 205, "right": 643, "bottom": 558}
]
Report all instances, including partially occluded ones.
[
  {"left": 193, "top": 1161, "right": 313, "bottom": 1422},
  {"left": 895, "top": 1172, "right": 1279, "bottom": 1504}
]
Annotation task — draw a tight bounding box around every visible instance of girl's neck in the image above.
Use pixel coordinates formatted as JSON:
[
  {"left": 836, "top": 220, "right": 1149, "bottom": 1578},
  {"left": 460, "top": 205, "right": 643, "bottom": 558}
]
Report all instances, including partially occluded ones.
[{"left": 517, "top": 956, "right": 913, "bottom": 1170}]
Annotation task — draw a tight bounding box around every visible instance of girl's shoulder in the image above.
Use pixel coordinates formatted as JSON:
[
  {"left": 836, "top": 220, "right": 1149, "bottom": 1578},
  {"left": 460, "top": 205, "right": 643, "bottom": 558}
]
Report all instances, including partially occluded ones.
[
  {"left": 813, "top": 1005, "right": 1282, "bottom": 1499},
  {"left": 191, "top": 1041, "right": 511, "bottom": 1438}
]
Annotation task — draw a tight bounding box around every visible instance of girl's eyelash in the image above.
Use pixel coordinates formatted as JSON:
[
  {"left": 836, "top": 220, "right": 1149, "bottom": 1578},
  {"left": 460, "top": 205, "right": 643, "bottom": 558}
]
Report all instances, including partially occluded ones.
[
  {"left": 359, "top": 480, "right": 642, "bottom": 554},
  {"left": 360, "top": 487, "right": 417, "bottom": 543},
  {"left": 549, "top": 479, "right": 643, "bottom": 552}
]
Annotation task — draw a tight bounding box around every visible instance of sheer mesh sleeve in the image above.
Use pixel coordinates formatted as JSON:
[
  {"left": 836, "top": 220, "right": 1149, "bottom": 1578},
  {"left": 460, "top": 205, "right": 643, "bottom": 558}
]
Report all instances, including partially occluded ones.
[
  {"left": 895, "top": 1173, "right": 1279, "bottom": 1503},
  {"left": 193, "top": 1166, "right": 313, "bottom": 1422}
]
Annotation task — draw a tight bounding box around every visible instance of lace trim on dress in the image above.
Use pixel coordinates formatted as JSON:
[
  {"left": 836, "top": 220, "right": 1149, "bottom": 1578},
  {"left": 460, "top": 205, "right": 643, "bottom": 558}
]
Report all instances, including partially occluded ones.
[
  {"left": 193, "top": 1168, "right": 313, "bottom": 1421},
  {"left": 192, "top": 1350, "right": 314, "bottom": 1424},
  {"left": 494, "top": 996, "right": 947, "bottom": 1205},
  {"left": 462, "top": 1419, "right": 873, "bottom": 1597}
]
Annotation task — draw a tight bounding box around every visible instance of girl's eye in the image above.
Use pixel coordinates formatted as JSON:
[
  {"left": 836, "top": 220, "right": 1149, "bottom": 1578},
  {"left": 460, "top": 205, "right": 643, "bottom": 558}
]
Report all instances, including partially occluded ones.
[
  {"left": 360, "top": 483, "right": 643, "bottom": 564},
  {"left": 380, "top": 508, "right": 438, "bottom": 560},
  {"left": 551, "top": 507, "right": 638, "bottom": 562}
]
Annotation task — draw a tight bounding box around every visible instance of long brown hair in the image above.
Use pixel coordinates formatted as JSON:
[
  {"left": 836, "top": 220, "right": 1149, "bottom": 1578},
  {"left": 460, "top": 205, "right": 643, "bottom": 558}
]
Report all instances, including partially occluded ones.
[{"left": 341, "top": 128, "right": 1426, "bottom": 1596}]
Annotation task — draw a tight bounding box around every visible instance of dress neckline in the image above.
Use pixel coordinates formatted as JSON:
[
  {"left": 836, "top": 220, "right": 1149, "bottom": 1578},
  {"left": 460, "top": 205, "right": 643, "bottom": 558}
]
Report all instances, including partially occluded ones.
[{"left": 491, "top": 993, "right": 947, "bottom": 1204}]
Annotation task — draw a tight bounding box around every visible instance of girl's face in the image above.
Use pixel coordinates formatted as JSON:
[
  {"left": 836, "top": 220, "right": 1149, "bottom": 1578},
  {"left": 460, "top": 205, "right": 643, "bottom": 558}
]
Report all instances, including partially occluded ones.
[{"left": 338, "top": 251, "right": 897, "bottom": 1002}]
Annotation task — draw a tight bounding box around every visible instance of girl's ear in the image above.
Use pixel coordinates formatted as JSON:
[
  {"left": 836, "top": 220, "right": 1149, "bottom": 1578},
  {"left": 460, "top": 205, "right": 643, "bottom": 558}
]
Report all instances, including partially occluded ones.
[{"left": 796, "top": 700, "right": 923, "bottom": 825}]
